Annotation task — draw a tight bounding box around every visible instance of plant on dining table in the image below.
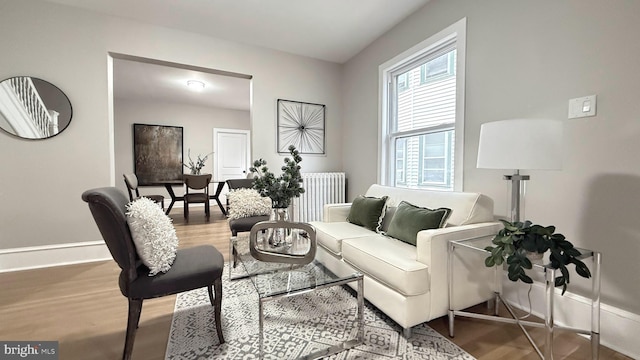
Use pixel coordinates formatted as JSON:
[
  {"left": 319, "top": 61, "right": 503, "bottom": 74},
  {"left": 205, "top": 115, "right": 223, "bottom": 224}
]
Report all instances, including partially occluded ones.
[
  {"left": 249, "top": 145, "right": 305, "bottom": 208},
  {"left": 183, "top": 149, "right": 212, "bottom": 175}
]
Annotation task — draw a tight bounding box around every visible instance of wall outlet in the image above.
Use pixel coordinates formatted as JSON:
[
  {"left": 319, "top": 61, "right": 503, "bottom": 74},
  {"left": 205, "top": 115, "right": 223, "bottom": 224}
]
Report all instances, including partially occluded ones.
[{"left": 568, "top": 95, "right": 597, "bottom": 119}]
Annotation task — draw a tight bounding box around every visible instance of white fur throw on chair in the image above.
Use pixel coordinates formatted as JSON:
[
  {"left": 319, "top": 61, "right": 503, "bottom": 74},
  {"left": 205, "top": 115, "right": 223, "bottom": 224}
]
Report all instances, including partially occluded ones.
[{"left": 227, "top": 188, "right": 271, "bottom": 219}]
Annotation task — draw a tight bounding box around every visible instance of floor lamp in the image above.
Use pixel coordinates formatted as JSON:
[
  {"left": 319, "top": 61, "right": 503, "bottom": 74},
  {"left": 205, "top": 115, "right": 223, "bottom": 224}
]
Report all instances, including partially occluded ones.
[{"left": 476, "top": 119, "right": 563, "bottom": 223}]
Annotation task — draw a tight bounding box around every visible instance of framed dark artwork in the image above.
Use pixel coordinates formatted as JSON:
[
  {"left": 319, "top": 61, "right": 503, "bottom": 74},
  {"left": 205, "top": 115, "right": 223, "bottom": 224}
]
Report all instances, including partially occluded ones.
[
  {"left": 133, "top": 124, "right": 183, "bottom": 185},
  {"left": 277, "top": 99, "right": 325, "bottom": 154}
]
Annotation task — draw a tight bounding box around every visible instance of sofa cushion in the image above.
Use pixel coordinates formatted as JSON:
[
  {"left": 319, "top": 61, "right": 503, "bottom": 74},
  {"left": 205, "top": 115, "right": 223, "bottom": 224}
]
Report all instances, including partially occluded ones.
[
  {"left": 311, "top": 221, "right": 375, "bottom": 256},
  {"left": 380, "top": 206, "right": 396, "bottom": 233},
  {"left": 346, "top": 195, "right": 388, "bottom": 232},
  {"left": 342, "top": 236, "right": 430, "bottom": 296},
  {"left": 365, "top": 184, "right": 494, "bottom": 226},
  {"left": 385, "top": 201, "right": 451, "bottom": 246}
]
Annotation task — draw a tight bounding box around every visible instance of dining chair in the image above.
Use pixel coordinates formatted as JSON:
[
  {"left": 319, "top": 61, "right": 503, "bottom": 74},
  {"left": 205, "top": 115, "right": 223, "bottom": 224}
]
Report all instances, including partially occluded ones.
[
  {"left": 81, "top": 187, "right": 224, "bottom": 360},
  {"left": 183, "top": 173, "right": 212, "bottom": 221},
  {"left": 123, "top": 173, "right": 165, "bottom": 210}
]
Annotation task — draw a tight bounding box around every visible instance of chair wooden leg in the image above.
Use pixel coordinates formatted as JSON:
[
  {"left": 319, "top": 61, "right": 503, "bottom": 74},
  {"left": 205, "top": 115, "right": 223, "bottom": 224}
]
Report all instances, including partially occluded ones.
[
  {"left": 184, "top": 201, "right": 189, "bottom": 220},
  {"left": 205, "top": 201, "right": 210, "bottom": 220},
  {"left": 211, "top": 278, "right": 224, "bottom": 344},
  {"left": 208, "top": 285, "right": 214, "bottom": 306},
  {"left": 123, "top": 298, "right": 143, "bottom": 360}
]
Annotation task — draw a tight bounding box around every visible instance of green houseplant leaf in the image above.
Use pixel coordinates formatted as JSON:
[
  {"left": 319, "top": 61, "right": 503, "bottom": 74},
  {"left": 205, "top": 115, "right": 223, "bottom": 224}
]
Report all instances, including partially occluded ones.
[
  {"left": 249, "top": 145, "right": 305, "bottom": 208},
  {"left": 484, "top": 219, "right": 592, "bottom": 295}
]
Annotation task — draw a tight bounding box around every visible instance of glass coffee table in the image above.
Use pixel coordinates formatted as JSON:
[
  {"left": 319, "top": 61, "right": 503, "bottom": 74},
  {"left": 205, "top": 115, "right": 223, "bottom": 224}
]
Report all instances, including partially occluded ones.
[{"left": 229, "top": 233, "right": 364, "bottom": 359}]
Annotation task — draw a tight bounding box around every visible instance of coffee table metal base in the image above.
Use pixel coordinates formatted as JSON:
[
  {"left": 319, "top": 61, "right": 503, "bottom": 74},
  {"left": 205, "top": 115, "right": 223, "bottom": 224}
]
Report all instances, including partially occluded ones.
[{"left": 258, "top": 275, "right": 364, "bottom": 359}]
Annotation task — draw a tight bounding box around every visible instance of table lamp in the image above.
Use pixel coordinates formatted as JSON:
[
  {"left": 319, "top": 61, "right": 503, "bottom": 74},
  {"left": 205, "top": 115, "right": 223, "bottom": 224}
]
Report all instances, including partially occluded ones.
[{"left": 476, "top": 119, "right": 563, "bottom": 222}]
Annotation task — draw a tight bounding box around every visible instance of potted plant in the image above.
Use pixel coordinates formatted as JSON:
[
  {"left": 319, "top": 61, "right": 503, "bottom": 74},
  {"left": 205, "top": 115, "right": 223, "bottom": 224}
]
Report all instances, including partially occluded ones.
[
  {"left": 484, "top": 219, "right": 591, "bottom": 295},
  {"left": 249, "top": 145, "right": 305, "bottom": 209},
  {"left": 183, "top": 149, "right": 213, "bottom": 175},
  {"left": 249, "top": 145, "right": 305, "bottom": 247}
]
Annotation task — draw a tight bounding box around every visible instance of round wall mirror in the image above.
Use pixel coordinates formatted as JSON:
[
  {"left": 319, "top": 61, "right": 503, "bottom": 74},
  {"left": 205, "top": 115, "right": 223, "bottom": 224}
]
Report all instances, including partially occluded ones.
[{"left": 0, "top": 76, "right": 72, "bottom": 140}]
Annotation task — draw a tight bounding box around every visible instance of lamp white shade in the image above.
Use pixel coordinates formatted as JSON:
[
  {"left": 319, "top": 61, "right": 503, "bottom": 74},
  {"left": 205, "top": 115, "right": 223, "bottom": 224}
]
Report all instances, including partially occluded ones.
[{"left": 477, "top": 119, "right": 563, "bottom": 170}]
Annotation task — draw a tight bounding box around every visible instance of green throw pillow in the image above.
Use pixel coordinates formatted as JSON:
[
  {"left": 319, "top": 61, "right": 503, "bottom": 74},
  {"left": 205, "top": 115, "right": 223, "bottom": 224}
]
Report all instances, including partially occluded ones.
[
  {"left": 386, "top": 201, "right": 451, "bottom": 246},
  {"left": 346, "top": 195, "right": 388, "bottom": 232}
]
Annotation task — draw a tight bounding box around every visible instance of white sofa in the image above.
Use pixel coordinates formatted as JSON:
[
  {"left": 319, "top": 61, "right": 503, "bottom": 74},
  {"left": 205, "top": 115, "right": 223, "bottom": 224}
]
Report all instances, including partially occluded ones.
[{"left": 310, "top": 184, "right": 502, "bottom": 336}]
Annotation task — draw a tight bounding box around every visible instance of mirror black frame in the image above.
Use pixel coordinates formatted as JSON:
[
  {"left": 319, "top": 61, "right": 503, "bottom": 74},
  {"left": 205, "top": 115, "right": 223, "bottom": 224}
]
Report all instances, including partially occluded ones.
[{"left": 0, "top": 76, "right": 73, "bottom": 140}]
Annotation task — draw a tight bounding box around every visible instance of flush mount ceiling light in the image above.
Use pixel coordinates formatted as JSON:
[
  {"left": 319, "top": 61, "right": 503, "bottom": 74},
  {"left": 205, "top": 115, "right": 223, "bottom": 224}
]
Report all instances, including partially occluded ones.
[{"left": 186, "top": 80, "right": 205, "bottom": 90}]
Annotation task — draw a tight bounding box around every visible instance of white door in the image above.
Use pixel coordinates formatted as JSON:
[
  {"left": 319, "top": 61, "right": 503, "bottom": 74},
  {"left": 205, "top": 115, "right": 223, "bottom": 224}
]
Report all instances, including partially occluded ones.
[{"left": 213, "top": 127, "right": 251, "bottom": 183}]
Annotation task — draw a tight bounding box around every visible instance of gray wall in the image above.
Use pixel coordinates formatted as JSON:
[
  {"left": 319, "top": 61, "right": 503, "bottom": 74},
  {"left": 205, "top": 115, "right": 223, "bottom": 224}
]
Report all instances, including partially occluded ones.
[
  {"left": 0, "top": 0, "right": 343, "bottom": 250},
  {"left": 342, "top": 0, "right": 640, "bottom": 316}
]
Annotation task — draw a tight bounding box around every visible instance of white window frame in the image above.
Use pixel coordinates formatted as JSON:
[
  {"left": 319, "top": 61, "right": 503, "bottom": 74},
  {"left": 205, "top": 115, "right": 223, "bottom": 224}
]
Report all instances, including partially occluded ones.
[{"left": 377, "top": 18, "right": 466, "bottom": 191}]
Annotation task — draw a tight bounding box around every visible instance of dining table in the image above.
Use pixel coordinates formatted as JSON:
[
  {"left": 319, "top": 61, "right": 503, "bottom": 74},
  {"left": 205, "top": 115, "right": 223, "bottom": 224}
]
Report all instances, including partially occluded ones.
[{"left": 141, "top": 179, "right": 227, "bottom": 216}]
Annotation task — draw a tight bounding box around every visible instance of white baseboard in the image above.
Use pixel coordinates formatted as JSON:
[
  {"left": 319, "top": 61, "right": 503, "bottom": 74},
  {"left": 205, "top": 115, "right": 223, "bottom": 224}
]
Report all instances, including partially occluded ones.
[
  {"left": 502, "top": 280, "right": 640, "bottom": 359},
  {"left": 0, "top": 241, "right": 112, "bottom": 273}
]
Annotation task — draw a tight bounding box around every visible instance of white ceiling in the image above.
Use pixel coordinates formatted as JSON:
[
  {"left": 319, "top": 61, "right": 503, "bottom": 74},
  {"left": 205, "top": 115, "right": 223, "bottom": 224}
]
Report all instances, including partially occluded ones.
[
  {"left": 43, "top": 0, "right": 429, "bottom": 63},
  {"left": 49, "top": 0, "right": 430, "bottom": 111},
  {"left": 113, "top": 58, "right": 251, "bottom": 111}
]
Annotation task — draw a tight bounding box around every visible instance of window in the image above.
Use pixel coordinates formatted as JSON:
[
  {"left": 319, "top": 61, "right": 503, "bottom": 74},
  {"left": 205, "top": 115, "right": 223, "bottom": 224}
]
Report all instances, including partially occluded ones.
[
  {"left": 421, "top": 51, "right": 456, "bottom": 84},
  {"left": 395, "top": 137, "right": 406, "bottom": 184},
  {"left": 379, "top": 19, "right": 465, "bottom": 191},
  {"left": 397, "top": 73, "right": 409, "bottom": 92},
  {"left": 420, "top": 131, "right": 453, "bottom": 186}
]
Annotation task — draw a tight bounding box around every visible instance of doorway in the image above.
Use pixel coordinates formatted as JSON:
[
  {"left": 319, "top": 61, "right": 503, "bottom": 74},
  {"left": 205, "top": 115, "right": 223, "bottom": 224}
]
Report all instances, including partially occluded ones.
[{"left": 108, "top": 52, "right": 253, "bottom": 204}]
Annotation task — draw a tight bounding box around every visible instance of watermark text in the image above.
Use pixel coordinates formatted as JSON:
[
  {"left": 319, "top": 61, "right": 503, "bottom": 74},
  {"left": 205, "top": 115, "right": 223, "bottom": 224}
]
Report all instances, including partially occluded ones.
[{"left": 1, "top": 342, "right": 58, "bottom": 359}]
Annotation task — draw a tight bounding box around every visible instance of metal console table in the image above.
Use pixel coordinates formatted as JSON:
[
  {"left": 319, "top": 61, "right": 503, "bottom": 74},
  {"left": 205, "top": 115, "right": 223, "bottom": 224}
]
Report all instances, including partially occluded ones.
[{"left": 448, "top": 236, "right": 602, "bottom": 359}]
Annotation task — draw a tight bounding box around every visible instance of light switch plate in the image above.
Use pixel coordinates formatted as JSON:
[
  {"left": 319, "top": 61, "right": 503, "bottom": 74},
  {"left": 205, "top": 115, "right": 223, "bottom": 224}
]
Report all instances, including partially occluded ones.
[{"left": 568, "top": 95, "right": 597, "bottom": 119}]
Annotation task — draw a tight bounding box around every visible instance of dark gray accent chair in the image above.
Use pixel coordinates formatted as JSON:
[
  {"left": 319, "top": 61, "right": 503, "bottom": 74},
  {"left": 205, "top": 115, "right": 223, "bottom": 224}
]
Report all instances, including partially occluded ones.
[
  {"left": 226, "top": 178, "right": 270, "bottom": 236},
  {"left": 81, "top": 187, "right": 224, "bottom": 360},
  {"left": 123, "top": 173, "right": 165, "bottom": 210}
]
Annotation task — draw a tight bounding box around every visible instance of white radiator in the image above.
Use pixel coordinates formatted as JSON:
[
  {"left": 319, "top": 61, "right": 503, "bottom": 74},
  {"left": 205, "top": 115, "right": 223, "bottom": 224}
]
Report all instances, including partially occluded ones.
[{"left": 292, "top": 172, "right": 346, "bottom": 222}]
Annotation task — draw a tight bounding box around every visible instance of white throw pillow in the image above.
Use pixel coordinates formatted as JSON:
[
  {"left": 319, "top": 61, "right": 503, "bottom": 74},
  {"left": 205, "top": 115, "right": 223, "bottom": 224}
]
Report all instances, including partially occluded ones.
[
  {"left": 227, "top": 188, "right": 272, "bottom": 220},
  {"left": 126, "top": 197, "right": 179, "bottom": 276}
]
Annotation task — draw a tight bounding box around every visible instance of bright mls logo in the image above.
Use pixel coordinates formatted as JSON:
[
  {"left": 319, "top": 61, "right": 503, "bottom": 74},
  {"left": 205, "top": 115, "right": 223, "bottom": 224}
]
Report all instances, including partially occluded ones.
[{"left": 0, "top": 342, "right": 58, "bottom": 359}]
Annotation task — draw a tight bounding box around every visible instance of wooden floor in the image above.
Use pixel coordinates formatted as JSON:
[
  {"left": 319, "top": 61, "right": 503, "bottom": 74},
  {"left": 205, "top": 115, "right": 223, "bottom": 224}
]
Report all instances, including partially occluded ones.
[{"left": 0, "top": 207, "right": 630, "bottom": 360}]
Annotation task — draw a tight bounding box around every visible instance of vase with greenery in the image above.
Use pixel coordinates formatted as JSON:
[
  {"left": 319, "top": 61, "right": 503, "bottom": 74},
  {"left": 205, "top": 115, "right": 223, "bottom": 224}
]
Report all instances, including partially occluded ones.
[
  {"left": 249, "top": 145, "right": 304, "bottom": 247},
  {"left": 183, "top": 149, "right": 212, "bottom": 175},
  {"left": 249, "top": 145, "right": 305, "bottom": 209},
  {"left": 484, "top": 219, "right": 591, "bottom": 295}
]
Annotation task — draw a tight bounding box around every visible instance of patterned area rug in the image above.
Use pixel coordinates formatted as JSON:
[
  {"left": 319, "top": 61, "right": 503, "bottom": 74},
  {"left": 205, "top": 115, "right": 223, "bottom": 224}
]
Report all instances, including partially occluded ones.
[{"left": 166, "top": 266, "right": 475, "bottom": 359}]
